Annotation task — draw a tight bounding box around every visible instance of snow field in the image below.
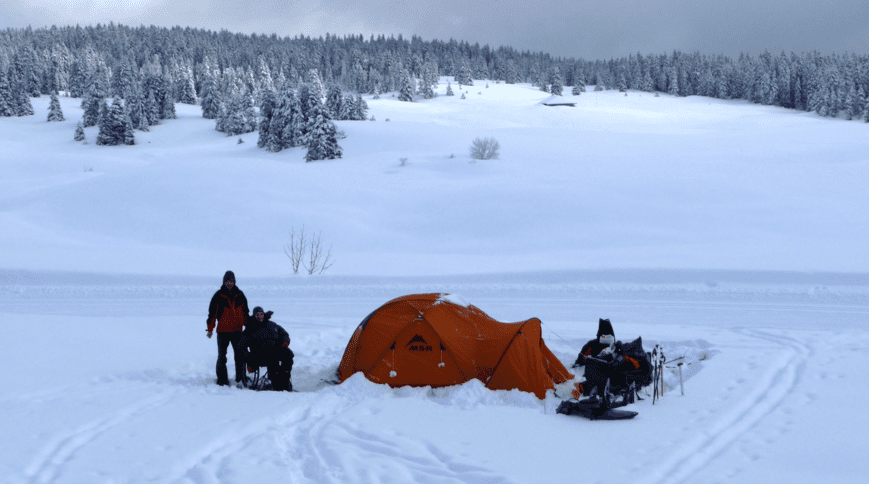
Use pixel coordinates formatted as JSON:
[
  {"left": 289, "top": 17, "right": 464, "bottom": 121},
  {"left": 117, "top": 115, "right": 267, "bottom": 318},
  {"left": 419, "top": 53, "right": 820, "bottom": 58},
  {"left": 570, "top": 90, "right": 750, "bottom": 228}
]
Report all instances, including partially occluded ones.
[
  {"left": 2, "top": 80, "right": 868, "bottom": 277},
  {"left": 2, "top": 79, "right": 869, "bottom": 483}
]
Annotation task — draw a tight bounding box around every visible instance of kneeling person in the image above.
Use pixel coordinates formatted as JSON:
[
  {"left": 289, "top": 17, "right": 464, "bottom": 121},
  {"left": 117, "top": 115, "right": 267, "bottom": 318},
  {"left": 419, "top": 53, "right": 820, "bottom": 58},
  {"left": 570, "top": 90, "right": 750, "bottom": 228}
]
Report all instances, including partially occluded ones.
[{"left": 240, "top": 306, "right": 294, "bottom": 391}]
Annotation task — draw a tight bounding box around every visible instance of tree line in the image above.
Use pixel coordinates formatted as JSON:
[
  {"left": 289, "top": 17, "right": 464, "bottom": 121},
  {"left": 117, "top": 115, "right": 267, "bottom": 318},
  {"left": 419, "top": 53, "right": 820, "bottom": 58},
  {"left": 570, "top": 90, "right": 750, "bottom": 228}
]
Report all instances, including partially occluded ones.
[{"left": 1, "top": 23, "right": 868, "bottom": 136}]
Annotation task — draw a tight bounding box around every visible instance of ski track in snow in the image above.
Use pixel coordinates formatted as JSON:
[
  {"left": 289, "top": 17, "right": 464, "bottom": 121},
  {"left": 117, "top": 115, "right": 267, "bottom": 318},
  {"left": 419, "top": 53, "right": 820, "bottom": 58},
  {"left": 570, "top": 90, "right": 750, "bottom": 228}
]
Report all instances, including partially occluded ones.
[
  {"left": 271, "top": 394, "right": 513, "bottom": 484},
  {"left": 15, "top": 389, "right": 177, "bottom": 484},
  {"left": 167, "top": 407, "right": 288, "bottom": 484},
  {"left": 637, "top": 328, "right": 811, "bottom": 484}
]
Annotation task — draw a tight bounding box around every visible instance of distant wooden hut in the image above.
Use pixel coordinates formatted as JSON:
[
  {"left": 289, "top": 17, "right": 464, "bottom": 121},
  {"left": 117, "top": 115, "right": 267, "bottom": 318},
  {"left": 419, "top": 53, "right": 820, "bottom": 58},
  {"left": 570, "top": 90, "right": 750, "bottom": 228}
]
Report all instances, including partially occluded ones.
[{"left": 540, "top": 95, "right": 576, "bottom": 107}]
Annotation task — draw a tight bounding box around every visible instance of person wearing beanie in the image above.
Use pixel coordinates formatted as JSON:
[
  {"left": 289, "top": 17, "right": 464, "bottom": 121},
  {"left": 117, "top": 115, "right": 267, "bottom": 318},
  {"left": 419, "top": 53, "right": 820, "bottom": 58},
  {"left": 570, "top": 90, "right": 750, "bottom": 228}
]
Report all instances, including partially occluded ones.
[
  {"left": 573, "top": 318, "right": 617, "bottom": 367},
  {"left": 206, "top": 270, "right": 250, "bottom": 386},
  {"left": 239, "top": 307, "right": 294, "bottom": 391}
]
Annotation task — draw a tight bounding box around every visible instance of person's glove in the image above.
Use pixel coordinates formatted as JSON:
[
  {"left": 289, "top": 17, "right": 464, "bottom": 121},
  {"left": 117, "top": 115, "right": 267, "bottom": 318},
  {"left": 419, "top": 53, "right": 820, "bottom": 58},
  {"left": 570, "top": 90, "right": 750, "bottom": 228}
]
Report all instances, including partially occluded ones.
[
  {"left": 248, "top": 365, "right": 255, "bottom": 373},
  {"left": 265, "top": 310, "right": 274, "bottom": 319},
  {"left": 207, "top": 330, "right": 213, "bottom": 339},
  {"left": 282, "top": 341, "right": 289, "bottom": 348}
]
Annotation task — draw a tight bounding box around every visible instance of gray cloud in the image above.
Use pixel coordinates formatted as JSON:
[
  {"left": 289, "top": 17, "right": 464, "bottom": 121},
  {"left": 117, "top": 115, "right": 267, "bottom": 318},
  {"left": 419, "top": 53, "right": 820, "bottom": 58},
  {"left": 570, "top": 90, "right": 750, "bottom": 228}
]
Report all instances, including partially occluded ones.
[{"left": 2, "top": 0, "right": 867, "bottom": 59}]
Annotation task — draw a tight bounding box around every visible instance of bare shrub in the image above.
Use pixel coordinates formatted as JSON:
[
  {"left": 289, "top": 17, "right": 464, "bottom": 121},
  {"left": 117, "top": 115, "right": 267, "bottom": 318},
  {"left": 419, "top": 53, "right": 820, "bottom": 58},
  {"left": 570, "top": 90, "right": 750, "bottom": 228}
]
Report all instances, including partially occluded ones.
[
  {"left": 469, "top": 137, "right": 500, "bottom": 160},
  {"left": 285, "top": 225, "right": 335, "bottom": 275},
  {"left": 304, "top": 232, "right": 334, "bottom": 275},
  {"left": 284, "top": 225, "right": 306, "bottom": 274},
  {"left": 399, "top": 157, "right": 408, "bottom": 166}
]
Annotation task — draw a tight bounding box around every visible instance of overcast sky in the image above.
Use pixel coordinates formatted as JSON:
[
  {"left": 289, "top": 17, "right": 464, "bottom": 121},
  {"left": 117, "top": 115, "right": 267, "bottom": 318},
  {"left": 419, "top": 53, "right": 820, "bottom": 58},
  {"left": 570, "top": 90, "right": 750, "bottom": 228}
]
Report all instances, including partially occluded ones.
[{"left": 2, "top": 0, "right": 868, "bottom": 59}]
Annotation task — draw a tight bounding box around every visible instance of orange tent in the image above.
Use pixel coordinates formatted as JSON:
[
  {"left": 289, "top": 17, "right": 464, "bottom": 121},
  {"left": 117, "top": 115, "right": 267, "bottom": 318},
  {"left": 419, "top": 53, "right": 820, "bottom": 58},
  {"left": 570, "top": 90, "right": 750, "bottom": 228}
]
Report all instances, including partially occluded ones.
[{"left": 337, "top": 293, "right": 573, "bottom": 399}]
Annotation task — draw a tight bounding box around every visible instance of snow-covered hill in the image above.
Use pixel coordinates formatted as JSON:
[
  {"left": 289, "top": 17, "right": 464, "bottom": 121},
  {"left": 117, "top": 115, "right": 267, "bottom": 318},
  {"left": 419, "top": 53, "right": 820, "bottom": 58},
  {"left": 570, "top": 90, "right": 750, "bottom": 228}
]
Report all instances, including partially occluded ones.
[{"left": 1, "top": 81, "right": 868, "bottom": 483}]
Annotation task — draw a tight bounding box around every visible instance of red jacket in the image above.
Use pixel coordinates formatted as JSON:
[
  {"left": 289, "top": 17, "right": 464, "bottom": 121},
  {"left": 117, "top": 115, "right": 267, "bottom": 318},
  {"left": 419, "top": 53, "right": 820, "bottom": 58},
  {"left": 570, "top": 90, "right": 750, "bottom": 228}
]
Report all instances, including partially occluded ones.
[{"left": 207, "top": 286, "right": 249, "bottom": 332}]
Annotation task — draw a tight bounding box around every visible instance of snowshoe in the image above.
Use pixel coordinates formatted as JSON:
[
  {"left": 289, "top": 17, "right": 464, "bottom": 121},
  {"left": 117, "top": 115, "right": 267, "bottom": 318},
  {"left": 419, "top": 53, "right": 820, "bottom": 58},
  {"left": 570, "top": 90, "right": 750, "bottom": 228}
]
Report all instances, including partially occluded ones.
[{"left": 556, "top": 399, "right": 638, "bottom": 420}]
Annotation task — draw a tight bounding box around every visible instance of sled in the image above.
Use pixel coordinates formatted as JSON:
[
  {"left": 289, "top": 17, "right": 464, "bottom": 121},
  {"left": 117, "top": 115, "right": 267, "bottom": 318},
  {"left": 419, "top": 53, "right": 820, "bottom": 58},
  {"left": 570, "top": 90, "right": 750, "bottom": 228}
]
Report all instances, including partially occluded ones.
[{"left": 556, "top": 399, "right": 638, "bottom": 420}]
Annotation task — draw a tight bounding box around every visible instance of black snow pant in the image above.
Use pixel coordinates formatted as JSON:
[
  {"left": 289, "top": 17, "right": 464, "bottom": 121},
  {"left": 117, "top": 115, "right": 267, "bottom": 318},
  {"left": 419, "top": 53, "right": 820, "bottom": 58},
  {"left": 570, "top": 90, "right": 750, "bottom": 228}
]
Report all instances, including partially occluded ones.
[
  {"left": 216, "top": 331, "right": 245, "bottom": 385},
  {"left": 250, "top": 347, "right": 294, "bottom": 391}
]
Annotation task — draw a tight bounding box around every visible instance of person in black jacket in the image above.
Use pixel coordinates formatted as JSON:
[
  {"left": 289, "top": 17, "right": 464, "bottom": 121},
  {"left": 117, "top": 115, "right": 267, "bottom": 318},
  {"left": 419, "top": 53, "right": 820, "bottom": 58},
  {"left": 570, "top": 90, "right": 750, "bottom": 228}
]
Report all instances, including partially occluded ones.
[
  {"left": 206, "top": 270, "right": 250, "bottom": 386},
  {"left": 573, "top": 318, "right": 616, "bottom": 367},
  {"left": 239, "top": 306, "right": 294, "bottom": 391}
]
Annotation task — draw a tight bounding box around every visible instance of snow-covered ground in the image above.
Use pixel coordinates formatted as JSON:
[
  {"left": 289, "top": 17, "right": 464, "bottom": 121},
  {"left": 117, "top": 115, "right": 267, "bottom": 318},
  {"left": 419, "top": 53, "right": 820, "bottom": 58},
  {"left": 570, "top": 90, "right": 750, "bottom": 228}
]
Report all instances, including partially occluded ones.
[{"left": 2, "top": 81, "right": 868, "bottom": 483}]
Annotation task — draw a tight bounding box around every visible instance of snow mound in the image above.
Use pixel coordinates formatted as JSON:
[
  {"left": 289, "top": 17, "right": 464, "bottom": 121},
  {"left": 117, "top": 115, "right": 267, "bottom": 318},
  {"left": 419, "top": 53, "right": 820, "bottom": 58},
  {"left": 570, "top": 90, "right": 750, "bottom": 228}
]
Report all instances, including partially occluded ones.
[
  {"left": 435, "top": 293, "right": 470, "bottom": 307},
  {"left": 649, "top": 339, "right": 720, "bottom": 391}
]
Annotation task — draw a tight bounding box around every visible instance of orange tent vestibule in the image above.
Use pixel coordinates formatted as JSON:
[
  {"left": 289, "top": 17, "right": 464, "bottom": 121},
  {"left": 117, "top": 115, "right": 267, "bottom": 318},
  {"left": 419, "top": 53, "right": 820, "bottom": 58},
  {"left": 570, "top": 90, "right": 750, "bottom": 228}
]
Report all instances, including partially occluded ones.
[{"left": 337, "top": 293, "right": 574, "bottom": 399}]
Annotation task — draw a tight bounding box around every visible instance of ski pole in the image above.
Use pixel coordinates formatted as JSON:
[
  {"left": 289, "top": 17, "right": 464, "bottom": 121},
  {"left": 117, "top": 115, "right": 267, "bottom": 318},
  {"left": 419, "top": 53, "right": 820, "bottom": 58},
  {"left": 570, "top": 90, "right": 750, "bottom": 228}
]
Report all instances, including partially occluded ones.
[
  {"left": 652, "top": 346, "right": 658, "bottom": 405},
  {"left": 678, "top": 362, "right": 684, "bottom": 396},
  {"left": 659, "top": 351, "right": 665, "bottom": 398}
]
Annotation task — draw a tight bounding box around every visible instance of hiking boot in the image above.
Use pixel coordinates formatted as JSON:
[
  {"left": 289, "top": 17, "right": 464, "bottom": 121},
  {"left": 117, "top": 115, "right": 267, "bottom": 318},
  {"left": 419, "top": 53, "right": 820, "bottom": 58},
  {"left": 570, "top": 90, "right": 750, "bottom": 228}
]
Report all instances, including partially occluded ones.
[{"left": 217, "top": 379, "right": 230, "bottom": 387}]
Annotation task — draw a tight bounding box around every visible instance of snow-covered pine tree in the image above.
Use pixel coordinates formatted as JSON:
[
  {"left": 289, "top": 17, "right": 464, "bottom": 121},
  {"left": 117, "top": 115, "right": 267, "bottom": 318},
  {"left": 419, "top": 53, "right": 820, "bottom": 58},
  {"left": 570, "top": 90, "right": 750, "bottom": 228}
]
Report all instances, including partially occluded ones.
[
  {"left": 446, "top": 82, "right": 454, "bottom": 96},
  {"left": 571, "top": 84, "right": 582, "bottom": 96},
  {"left": 419, "top": 63, "right": 435, "bottom": 99},
  {"left": 265, "top": 88, "right": 293, "bottom": 152},
  {"left": 372, "top": 82, "right": 380, "bottom": 100},
  {"left": 667, "top": 67, "right": 679, "bottom": 96},
  {"left": 338, "top": 94, "right": 354, "bottom": 120},
  {"left": 505, "top": 61, "right": 518, "bottom": 84},
  {"left": 145, "top": 90, "right": 161, "bottom": 126},
  {"left": 354, "top": 94, "right": 368, "bottom": 121},
  {"left": 550, "top": 68, "right": 564, "bottom": 96},
  {"left": 289, "top": 91, "right": 305, "bottom": 147},
  {"left": 256, "top": 55, "right": 275, "bottom": 98},
  {"left": 199, "top": 75, "right": 221, "bottom": 119},
  {"left": 96, "top": 99, "right": 118, "bottom": 146},
  {"left": 14, "top": 87, "right": 35, "bottom": 116},
  {"left": 96, "top": 96, "right": 109, "bottom": 128},
  {"left": 308, "top": 69, "right": 326, "bottom": 102},
  {"left": 257, "top": 89, "right": 276, "bottom": 149},
  {"left": 618, "top": 73, "right": 628, "bottom": 93},
  {"left": 67, "top": 60, "right": 86, "bottom": 98},
  {"left": 220, "top": 95, "right": 255, "bottom": 136},
  {"left": 47, "top": 93, "right": 64, "bottom": 121},
  {"left": 398, "top": 69, "right": 414, "bottom": 102},
  {"left": 74, "top": 120, "right": 85, "bottom": 141},
  {"left": 2, "top": 70, "right": 19, "bottom": 117},
  {"left": 642, "top": 71, "right": 654, "bottom": 92},
  {"left": 534, "top": 71, "right": 549, "bottom": 92},
  {"left": 864, "top": 95, "right": 869, "bottom": 123},
  {"left": 27, "top": 64, "right": 42, "bottom": 98},
  {"left": 455, "top": 63, "right": 473, "bottom": 86},
  {"left": 122, "top": 111, "right": 136, "bottom": 145},
  {"left": 326, "top": 84, "right": 343, "bottom": 119},
  {"left": 125, "top": 86, "right": 149, "bottom": 131},
  {"left": 175, "top": 70, "right": 197, "bottom": 105},
  {"left": 80, "top": 81, "right": 103, "bottom": 127},
  {"left": 214, "top": 103, "right": 227, "bottom": 133},
  {"left": 110, "top": 63, "right": 135, "bottom": 99},
  {"left": 304, "top": 101, "right": 342, "bottom": 162},
  {"left": 161, "top": 90, "right": 177, "bottom": 120}
]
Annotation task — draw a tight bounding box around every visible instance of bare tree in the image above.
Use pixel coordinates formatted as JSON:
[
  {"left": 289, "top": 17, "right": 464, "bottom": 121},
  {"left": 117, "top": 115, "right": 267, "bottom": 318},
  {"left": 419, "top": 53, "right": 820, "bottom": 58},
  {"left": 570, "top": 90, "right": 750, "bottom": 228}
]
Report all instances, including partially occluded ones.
[
  {"left": 305, "top": 231, "right": 334, "bottom": 275},
  {"left": 283, "top": 225, "right": 306, "bottom": 274},
  {"left": 285, "top": 225, "right": 335, "bottom": 275}
]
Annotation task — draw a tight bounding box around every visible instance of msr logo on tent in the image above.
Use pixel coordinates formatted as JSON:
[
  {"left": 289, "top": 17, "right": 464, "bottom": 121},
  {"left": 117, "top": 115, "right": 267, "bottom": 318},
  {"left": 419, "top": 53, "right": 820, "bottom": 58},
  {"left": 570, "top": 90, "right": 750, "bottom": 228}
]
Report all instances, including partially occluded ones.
[{"left": 406, "top": 334, "right": 433, "bottom": 352}]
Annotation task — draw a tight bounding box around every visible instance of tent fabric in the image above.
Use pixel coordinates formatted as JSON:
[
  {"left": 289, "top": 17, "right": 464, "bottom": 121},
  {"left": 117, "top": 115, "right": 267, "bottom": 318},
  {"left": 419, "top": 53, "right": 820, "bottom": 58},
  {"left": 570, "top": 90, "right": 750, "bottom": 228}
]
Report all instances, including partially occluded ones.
[{"left": 337, "top": 293, "right": 574, "bottom": 399}]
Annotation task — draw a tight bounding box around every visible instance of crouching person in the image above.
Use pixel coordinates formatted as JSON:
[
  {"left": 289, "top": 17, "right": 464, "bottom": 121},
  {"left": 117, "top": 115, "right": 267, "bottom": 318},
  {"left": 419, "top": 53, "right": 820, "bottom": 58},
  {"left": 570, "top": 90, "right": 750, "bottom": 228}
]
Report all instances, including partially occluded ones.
[{"left": 239, "top": 306, "right": 294, "bottom": 391}]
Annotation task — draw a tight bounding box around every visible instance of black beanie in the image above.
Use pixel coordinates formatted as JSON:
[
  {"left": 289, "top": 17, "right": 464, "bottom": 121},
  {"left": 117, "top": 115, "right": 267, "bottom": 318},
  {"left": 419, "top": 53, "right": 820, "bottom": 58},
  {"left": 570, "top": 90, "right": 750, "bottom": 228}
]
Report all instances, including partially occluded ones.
[
  {"left": 253, "top": 306, "right": 264, "bottom": 315},
  {"left": 223, "top": 270, "right": 236, "bottom": 284},
  {"left": 597, "top": 318, "right": 615, "bottom": 338}
]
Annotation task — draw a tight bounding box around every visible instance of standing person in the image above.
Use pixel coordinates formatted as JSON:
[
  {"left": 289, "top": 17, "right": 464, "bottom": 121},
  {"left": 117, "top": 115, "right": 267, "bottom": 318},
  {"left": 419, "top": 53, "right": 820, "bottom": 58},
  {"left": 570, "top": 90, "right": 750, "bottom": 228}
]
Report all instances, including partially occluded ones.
[
  {"left": 206, "top": 270, "right": 249, "bottom": 386},
  {"left": 240, "top": 307, "right": 294, "bottom": 391}
]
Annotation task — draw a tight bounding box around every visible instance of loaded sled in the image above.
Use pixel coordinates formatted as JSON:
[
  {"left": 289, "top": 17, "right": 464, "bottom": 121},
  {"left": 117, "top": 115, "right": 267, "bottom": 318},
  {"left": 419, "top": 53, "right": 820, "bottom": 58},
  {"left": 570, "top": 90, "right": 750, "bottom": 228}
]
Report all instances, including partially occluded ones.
[{"left": 557, "top": 337, "right": 652, "bottom": 420}]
